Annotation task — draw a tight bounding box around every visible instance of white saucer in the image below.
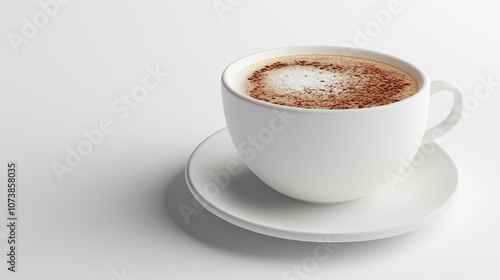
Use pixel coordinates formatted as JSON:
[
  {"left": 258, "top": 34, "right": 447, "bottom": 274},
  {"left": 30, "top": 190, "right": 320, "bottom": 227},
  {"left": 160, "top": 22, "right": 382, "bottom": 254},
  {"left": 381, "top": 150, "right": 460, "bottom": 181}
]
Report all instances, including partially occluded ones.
[{"left": 185, "top": 128, "right": 459, "bottom": 242}]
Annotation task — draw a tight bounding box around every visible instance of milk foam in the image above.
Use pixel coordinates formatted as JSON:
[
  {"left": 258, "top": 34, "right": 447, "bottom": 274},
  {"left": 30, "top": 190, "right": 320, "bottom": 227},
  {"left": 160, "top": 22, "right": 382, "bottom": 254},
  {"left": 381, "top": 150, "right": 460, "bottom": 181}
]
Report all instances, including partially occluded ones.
[
  {"left": 233, "top": 55, "right": 418, "bottom": 110},
  {"left": 266, "top": 67, "right": 345, "bottom": 94}
]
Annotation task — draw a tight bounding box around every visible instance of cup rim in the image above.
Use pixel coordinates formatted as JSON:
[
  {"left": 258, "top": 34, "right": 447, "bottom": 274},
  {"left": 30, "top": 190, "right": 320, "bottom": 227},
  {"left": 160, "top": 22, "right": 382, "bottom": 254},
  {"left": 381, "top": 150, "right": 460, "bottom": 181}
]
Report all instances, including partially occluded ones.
[{"left": 222, "top": 46, "right": 430, "bottom": 114}]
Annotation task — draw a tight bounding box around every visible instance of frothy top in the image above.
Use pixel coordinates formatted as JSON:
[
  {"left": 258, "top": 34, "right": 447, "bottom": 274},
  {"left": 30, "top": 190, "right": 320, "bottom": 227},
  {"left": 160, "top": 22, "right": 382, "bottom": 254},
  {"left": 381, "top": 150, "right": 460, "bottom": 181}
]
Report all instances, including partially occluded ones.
[{"left": 233, "top": 54, "right": 419, "bottom": 109}]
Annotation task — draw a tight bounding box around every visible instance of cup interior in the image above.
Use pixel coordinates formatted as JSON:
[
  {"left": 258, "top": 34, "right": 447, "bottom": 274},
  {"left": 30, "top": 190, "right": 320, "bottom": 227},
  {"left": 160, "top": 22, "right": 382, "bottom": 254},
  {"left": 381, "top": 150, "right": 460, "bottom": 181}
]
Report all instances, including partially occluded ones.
[{"left": 222, "top": 46, "right": 429, "bottom": 111}]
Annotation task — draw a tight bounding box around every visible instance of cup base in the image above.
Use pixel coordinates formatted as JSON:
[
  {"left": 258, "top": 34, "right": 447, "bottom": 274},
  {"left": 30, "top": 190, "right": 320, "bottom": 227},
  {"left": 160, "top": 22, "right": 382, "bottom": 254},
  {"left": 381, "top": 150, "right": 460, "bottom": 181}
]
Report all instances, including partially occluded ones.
[
  {"left": 185, "top": 128, "right": 460, "bottom": 242},
  {"left": 287, "top": 195, "right": 365, "bottom": 205}
]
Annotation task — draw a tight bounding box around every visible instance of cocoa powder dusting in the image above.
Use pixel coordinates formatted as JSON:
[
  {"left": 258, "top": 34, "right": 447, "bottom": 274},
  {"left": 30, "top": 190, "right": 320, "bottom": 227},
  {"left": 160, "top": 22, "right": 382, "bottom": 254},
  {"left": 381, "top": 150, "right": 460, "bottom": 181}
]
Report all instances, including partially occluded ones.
[{"left": 233, "top": 55, "right": 419, "bottom": 110}]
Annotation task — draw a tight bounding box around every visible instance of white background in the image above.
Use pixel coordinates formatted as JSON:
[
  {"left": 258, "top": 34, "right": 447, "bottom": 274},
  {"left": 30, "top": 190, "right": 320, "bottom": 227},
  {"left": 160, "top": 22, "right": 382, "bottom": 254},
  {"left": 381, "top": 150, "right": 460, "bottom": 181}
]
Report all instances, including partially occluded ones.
[{"left": 1, "top": 0, "right": 499, "bottom": 279}]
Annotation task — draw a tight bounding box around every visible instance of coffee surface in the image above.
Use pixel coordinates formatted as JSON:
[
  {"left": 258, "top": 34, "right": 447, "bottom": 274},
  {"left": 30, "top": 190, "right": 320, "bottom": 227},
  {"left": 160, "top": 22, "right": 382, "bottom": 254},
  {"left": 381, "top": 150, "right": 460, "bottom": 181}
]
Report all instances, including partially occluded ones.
[{"left": 233, "top": 55, "right": 418, "bottom": 109}]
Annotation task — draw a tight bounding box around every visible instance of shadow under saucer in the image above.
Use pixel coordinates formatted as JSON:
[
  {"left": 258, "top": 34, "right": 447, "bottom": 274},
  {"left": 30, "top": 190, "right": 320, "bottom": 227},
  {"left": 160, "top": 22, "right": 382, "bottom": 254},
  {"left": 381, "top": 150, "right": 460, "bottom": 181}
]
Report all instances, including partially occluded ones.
[{"left": 164, "top": 166, "right": 446, "bottom": 263}]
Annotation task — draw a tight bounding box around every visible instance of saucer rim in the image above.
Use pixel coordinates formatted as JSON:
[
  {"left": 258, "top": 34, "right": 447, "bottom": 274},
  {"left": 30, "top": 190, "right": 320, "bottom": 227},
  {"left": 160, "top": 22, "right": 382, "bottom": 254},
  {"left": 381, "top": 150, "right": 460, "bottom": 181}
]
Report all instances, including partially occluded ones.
[{"left": 185, "top": 128, "right": 460, "bottom": 243}]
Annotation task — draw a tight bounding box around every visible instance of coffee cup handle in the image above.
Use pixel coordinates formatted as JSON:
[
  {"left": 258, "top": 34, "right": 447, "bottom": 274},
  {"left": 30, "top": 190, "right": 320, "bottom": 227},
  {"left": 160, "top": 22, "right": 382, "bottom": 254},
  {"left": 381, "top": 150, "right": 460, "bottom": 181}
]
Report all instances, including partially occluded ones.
[{"left": 422, "top": 81, "right": 464, "bottom": 145}]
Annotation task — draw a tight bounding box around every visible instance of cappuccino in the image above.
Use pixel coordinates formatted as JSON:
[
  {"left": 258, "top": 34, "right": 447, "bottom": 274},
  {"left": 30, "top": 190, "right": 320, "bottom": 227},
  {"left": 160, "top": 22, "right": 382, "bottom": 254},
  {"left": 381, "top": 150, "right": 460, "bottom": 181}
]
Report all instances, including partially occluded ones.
[{"left": 233, "top": 54, "right": 418, "bottom": 109}]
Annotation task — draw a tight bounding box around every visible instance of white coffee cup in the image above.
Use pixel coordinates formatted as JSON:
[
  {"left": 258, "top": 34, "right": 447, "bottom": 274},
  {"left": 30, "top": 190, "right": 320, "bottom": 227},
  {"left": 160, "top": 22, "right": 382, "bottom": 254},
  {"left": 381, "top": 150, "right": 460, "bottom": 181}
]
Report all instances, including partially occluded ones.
[{"left": 221, "top": 46, "right": 463, "bottom": 204}]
